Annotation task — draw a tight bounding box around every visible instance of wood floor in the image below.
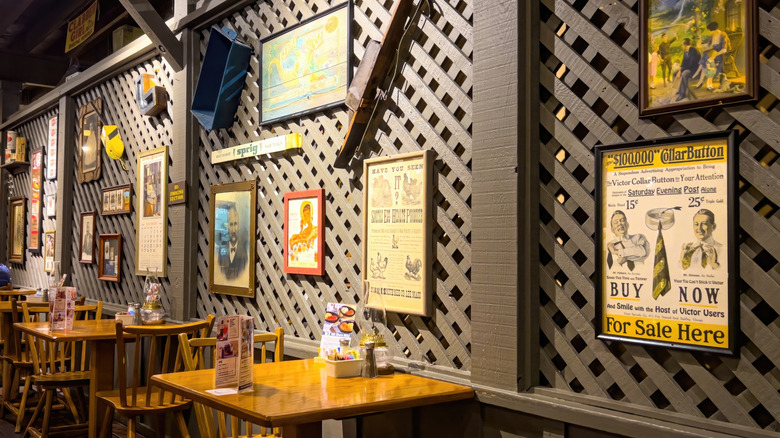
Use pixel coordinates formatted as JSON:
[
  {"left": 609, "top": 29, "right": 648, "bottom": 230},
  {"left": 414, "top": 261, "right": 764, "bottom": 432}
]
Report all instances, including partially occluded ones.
[{"left": 0, "top": 409, "right": 144, "bottom": 437}]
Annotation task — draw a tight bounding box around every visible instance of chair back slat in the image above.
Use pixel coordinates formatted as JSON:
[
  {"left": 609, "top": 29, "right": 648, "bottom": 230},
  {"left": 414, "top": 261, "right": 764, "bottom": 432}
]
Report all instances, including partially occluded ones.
[
  {"left": 115, "top": 321, "right": 128, "bottom": 408},
  {"left": 114, "top": 320, "right": 210, "bottom": 410},
  {"left": 178, "top": 324, "right": 284, "bottom": 438}
]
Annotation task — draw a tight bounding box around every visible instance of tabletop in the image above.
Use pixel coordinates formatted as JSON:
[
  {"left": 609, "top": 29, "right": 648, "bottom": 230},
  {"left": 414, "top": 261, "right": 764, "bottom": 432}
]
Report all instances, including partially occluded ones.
[
  {"left": 151, "top": 358, "right": 474, "bottom": 427},
  {"left": 13, "top": 319, "right": 129, "bottom": 342},
  {"left": 0, "top": 287, "right": 37, "bottom": 298}
]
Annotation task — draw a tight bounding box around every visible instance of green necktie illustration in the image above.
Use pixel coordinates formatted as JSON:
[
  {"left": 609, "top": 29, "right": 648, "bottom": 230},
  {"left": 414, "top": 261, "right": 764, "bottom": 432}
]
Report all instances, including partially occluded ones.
[{"left": 652, "top": 221, "right": 671, "bottom": 299}]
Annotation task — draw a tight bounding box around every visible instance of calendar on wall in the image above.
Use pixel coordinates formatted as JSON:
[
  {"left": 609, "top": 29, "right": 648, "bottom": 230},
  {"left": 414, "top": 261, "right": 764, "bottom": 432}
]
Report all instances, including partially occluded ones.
[{"left": 135, "top": 146, "right": 168, "bottom": 276}]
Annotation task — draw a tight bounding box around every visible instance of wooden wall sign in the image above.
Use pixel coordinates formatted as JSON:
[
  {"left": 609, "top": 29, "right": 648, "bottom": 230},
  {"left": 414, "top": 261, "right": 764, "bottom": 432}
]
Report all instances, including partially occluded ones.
[
  {"left": 168, "top": 181, "right": 186, "bottom": 205},
  {"left": 29, "top": 149, "right": 43, "bottom": 253},
  {"left": 211, "top": 133, "right": 302, "bottom": 164}
]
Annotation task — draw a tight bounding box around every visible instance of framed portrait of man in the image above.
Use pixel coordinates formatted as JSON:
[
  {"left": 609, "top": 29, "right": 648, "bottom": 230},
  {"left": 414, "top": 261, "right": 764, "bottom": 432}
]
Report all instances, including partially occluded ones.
[
  {"left": 8, "top": 197, "right": 26, "bottom": 264},
  {"left": 209, "top": 181, "right": 256, "bottom": 297},
  {"left": 79, "top": 211, "right": 96, "bottom": 264},
  {"left": 77, "top": 98, "right": 103, "bottom": 183},
  {"left": 594, "top": 131, "right": 738, "bottom": 355}
]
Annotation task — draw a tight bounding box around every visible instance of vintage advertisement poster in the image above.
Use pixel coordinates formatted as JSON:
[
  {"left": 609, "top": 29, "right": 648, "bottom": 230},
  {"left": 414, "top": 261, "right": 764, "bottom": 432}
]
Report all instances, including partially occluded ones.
[
  {"left": 135, "top": 146, "right": 167, "bottom": 276},
  {"left": 596, "top": 132, "right": 737, "bottom": 354},
  {"left": 363, "top": 151, "right": 433, "bottom": 316},
  {"left": 47, "top": 116, "right": 57, "bottom": 180},
  {"left": 29, "top": 150, "right": 43, "bottom": 252},
  {"left": 65, "top": 1, "right": 98, "bottom": 53},
  {"left": 284, "top": 189, "right": 324, "bottom": 275}
]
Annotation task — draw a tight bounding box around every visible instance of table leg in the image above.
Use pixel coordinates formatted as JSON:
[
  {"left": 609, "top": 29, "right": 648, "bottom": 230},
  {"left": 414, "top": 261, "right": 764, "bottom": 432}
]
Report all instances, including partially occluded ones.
[
  {"left": 90, "top": 339, "right": 114, "bottom": 438},
  {"left": 1, "top": 311, "right": 15, "bottom": 403},
  {"left": 284, "top": 422, "right": 322, "bottom": 438}
]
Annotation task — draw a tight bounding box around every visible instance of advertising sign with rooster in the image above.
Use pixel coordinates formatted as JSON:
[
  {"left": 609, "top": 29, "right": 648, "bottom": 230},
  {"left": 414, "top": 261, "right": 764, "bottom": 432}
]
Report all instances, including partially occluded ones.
[{"left": 363, "top": 150, "right": 434, "bottom": 316}]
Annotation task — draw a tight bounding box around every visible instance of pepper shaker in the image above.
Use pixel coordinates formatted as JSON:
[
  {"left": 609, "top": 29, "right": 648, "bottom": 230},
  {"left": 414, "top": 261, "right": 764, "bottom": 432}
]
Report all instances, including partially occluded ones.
[
  {"left": 133, "top": 303, "right": 142, "bottom": 325},
  {"left": 362, "top": 341, "right": 378, "bottom": 378}
]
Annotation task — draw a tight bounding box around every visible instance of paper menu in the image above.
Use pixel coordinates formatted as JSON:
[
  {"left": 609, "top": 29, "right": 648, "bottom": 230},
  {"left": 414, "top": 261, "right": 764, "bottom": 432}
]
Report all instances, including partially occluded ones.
[
  {"left": 319, "top": 303, "right": 356, "bottom": 354},
  {"left": 49, "top": 287, "right": 77, "bottom": 331},
  {"left": 214, "top": 315, "right": 254, "bottom": 392}
]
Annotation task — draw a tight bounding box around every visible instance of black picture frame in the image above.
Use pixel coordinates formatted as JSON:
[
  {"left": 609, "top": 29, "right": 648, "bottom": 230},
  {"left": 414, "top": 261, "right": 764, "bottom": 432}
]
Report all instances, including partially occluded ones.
[
  {"left": 594, "top": 131, "right": 738, "bottom": 355},
  {"left": 639, "top": 0, "right": 758, "bottom": 117},
  {"left": 258, "top": 0, "right": 353, "bottom": 125}
]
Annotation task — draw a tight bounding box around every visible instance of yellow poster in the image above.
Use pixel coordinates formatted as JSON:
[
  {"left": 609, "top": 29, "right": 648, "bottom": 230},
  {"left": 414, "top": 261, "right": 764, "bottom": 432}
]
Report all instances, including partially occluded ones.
[
  {"left": 363, "top": 151, "right": 433, "bottom": 316},
  {"left": 597, "top": 134, "right": 736, "bottom": 354},
  {"left": 65, "top": 1, "right": 98, "bottom": 53}
]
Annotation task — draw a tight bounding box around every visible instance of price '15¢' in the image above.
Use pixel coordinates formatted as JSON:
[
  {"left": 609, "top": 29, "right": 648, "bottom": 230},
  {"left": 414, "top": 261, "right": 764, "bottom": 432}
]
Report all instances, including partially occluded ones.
[{"left": 625, "top": 199, "right": 638, "bottom": 210}]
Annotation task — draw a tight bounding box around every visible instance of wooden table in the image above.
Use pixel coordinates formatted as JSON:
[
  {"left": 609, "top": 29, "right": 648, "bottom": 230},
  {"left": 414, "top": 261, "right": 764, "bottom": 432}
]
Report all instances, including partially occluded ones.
[
  {"left": 151, "top": 358, "right": 474, "bottom": 438},
  {"left": 0, "top": 287, "right": 37, "bottom": 300},
  {"left": 14, "top": 319, "right": 129, "bottom": 438}
]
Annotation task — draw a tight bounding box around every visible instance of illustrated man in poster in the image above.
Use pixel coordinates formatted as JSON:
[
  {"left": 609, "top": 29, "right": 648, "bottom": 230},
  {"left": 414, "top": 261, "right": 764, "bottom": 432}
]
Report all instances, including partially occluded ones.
[
  {"left": 606, "top": 210, "right": 650, "bottom": 271},
  {"left": 144, "top": 163, "right": 160, "bottom": 217},
  {"left": 81, "top": 221, "right": 93, "bottom": 260},
  {"left": 218, "top": 204, "right": 248, "bottom": 281},
  {"left": 681, "top": 209, "right": 722, "bottom": 270},
  {"left": 674, "top": 38, "right": 702, "bottom": 102}
]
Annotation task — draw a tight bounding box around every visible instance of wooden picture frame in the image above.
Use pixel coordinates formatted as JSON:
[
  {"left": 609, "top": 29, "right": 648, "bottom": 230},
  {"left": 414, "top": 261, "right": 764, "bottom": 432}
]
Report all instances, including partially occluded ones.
[
  {"left": 101, "top": 184, "right": 133, "bottom": 215},
  {"left": 98, "top": 234, "right": 122, "bottom": 282},
  {"left": 283, "top": 189, "right": 325, "bottom": 276},
  {"left": 259, "top": 0, "right": 352, "bottom": 125},
  {"left": 594, "top": 131, "right": 738, "bottom": 355},
  {"left": 135, "top": 146, "right": 168, "bottom": 277},
  {"left": 362, "top": 150, "right": 434, "bottom": 316},
  {"left": 8, "top": 197, "right": 26, "bottom": 264},
  {"left": 639, "top": 0, "right": 757, "bottom": 117},
  {"left": 43, "top": 230, "right": 55, "bottom": 273},
  {"left": 209, "top": 180, "right": 256, "bottom": 297},
  {"left": 79, "top": 211, "right": 97, "bottom": 264},
  {"left": 77, "top": 98, "right": 103, "bottom": 183}
]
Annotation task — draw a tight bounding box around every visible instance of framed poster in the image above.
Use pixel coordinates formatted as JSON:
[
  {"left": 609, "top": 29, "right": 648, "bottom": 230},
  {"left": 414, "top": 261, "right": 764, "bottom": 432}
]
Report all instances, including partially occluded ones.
[
  {"left": 46, "top": 116, "right": 58, "bottom": 180},
  {"left": 639, "top": 0, "right": 757, "bottom": 117},
  {"left": 8, "top": 197, "right": 26, "bottom": 264},
  {"left": 29, "top": 149, "right": 43, "bottom": 253},
  {"left": 283, "top": 189, "right": 325, "bottom": 275},
  {"left": 101, "top": 184, "right": 132, "bottom": 215},
  {"left": 43, "top": 230, "right": 55, "bottom": 273},
  {"left": 135, "top": 146, "right": 167, "bottom": 276},
  {"left": 209, "top": 181, "right": 256, "bottom": 297},
  {"left": 45, "top": 194, "right": 56, "bottom": 218},
  {"left": 259, "top": 1, "right": 352, "bottom": 125},
  {"left": 98, "top": 234, "right": 122, "bottom": 282},
  {"left": 362, "top": 150, "right": 434, "bottom": 316},
  {"left": 595, "top": 131, "right": 738, "bottom": 355},
  {"left": 79, "top": 211, "right": 96, "bottom": 264},
  {"left": 77, "top": 98, "right": 103, "bottom": 183}
]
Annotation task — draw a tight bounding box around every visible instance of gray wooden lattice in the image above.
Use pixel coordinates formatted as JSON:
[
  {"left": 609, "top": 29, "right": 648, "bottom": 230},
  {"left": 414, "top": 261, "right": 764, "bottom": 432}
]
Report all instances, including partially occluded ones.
[
  {"left": 539, "top": 0, "right": 780, "bottom": 430},
  {"left": 194, "top": 0, "right": 473, "bottom": 369}
]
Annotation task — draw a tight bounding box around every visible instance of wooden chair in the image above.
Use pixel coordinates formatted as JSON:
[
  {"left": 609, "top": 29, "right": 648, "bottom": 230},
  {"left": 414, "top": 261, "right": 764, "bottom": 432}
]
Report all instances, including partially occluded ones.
[
  {"left": 96, "top": 319, "right": 212, "bottom": 438},
  {"left": 22, "top": 301, "right": 103, "bottom": 438},
  {"left": 179, "top": 327, "right": 284, "bottom": 438},
  {"left": 0, "top": 298, "right": 37, "bottom": 432}
]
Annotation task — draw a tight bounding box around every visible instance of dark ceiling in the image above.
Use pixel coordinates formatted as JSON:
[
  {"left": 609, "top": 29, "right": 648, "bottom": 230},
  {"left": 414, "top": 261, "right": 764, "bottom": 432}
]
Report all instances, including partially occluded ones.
[{"left": 0, "top": 0, "right": 171, "bottom": 100}]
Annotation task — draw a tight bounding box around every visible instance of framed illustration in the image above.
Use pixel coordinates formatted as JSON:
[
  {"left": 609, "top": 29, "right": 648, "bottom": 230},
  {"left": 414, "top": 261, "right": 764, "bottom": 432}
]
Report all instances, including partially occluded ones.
[
  {"left": 594, "top": 131, "right": 738, "bottom": 355},
  {"left": 98, "top": 234, "right": 122, "bottom": 282},
  {"left": 209, "top": 180, "right": 256, "bottom": 297},
  {"left": 362, "top": 150, "right": 434, "bottom": 316},
  {"left": 284, "top": 189, "right": 325, "bottom": 275},
  {"left": 259, "top": 1, "right": 352, "bottom": 125},
  {"left": 79, "top": 211, "right": 96, "bottom": 264},
  {"left": 135, "top": 146, "right": 167, "bottom": 276},
  {"left": 8, "top": 197, "right": 26, "bottom": 264},
  {"left": 45, "top": 194, "right": 56, "bottom": 218},
  {"left": 101, "top": 184, "right": 132, "bottom": 215},
  {"left": 77, "top": 98, "right": 103, "bottom": 183},
  {"left": 43, "top": 230, "right": 55, "bottom": 273},
  {"left": 29, "top": 148, "right": 43, "bottom": 253},
  {"left": 639, "top": 0, "right": 757, "bottom": 117}
]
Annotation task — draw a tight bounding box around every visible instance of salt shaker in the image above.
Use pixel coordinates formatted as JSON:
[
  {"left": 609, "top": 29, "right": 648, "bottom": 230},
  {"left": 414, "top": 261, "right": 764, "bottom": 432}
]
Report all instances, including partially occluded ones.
[
  {"left": 133, "top": 303, "right": 142, "bottom": 325},
  {"left": 362, "top": 341, "right": 378, "bottom": 378}
]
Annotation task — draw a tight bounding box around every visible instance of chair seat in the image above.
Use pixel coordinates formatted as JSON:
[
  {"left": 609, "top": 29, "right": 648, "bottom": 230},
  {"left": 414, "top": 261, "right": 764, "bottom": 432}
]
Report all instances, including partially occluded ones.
[
  {"left": 31, "top": 370, "right": 91, "bottom": 388},
  {"left": 96, "top": 387, "right": 192, "bottom": 416}
]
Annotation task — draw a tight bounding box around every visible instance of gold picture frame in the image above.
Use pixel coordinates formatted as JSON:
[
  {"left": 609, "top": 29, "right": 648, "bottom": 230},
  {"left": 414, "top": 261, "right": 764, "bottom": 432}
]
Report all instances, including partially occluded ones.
[
  {"left": 135, "top": 146, "right": 168, "bottom": 277},
  {"left": 209, "top": 180, "right": 256, "bottom": 297},
  {"left": 43, "top": 230, "right": 55, "bottom": 273},
  {"left": 8, "top": 197, "right": 26, "bottom": 265},
  {"left": 77, "top": 98, "right": 103, "bottom": 183}
]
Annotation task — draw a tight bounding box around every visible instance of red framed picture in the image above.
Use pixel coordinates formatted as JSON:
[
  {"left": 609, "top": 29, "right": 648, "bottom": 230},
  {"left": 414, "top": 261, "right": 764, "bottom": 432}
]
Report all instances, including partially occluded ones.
[{"left": 283, "top": 189, "right": 325, "bottom": 276}]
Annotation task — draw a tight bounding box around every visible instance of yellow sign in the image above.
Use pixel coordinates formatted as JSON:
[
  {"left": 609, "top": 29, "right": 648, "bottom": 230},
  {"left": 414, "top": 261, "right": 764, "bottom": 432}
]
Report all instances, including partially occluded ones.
[{"left": 66, "top": 1, "right": 98, "bottom": 53}]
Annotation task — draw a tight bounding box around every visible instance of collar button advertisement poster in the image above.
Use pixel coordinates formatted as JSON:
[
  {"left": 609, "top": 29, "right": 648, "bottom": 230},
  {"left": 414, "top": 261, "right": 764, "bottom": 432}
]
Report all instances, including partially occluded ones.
[{"left": 595, "top": 131, "right": 738, "bottom": 355}]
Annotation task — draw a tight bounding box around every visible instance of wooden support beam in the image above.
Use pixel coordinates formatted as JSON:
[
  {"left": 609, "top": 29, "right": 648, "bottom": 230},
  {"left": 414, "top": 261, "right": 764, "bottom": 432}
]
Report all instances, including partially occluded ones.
[
  {"left": 118, "top": 0, "right": 184, "bottom": 71},
  {"left": 0, "top": 52, "right": 68, "bottom": 86},
  {"left": 333, "top": 0, "right": 416, "bottom": 168},
  {"left": 54, "top": 95, "right": 76, "bottom": 282}
]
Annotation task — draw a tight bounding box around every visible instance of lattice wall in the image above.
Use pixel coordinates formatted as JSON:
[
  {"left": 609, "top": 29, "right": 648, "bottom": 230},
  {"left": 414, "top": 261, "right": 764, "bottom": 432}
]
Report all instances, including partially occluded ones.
[
  {"left": 6, "top": 108, "right": 58, "bottom": 289},
  {"left": 538, "top": 0, "right": 780, "bottom": 430},
  {"left": 194, "top": 0, "right": 473, "bottom": 369},
  {"left": 70, "top": 57, "right": 176, "bottom": 309}
]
